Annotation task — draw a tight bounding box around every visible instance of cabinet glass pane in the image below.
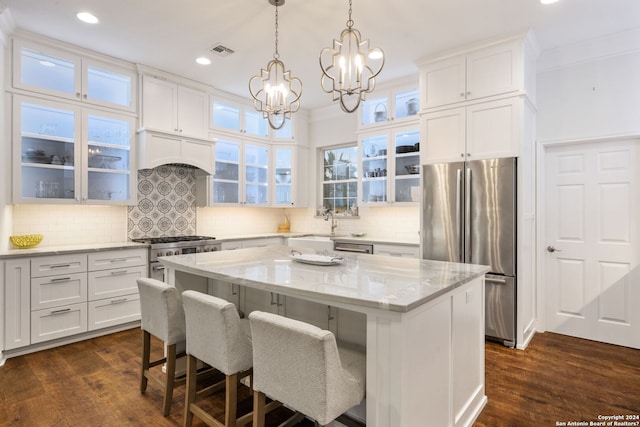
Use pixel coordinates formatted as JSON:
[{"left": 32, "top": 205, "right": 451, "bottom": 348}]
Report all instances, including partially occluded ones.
[
  {"left": 87, "top": 66, "right": 132, "bottom": 108},
  {"left": 245, "top": 144, "right": 268, "bottom": 205},
  {"left": 213, "top": 140, "right": 240, "bottom": 204},
  {"left": 394, "top": 89, "right": 420, "bottom": 120},
  {"left": 394, "top": 128, "right": 420, "bottom": 203},
  {"left": 245, "top": 110, "right": 269, "bottom": 137},
  {"left": 86, "top": 114, "right": 131, "bottom": 202},
  {"left": 395, "top": 176, "right": 420, "bottom": 203},
  {"left": 275, "top": 147, "right": 292, "bottom": 205},
  {"left": 274, "top": 118, "right": 292, "bottom": 139},
  {"left": 245, "top": 144, "right": 269, "bottom": 167},
  {"left": 323, "top": 145, "right": 358, "bottom": 213},
  {"left": 212, "top": 101, "right": 241, "bottom": 131},
  {"left": 20, "top": 48, "right": 75, "bottom": 96},
  {"left": 361, "top": 95, "right": 388, "bottom": 126},
  {"left": 362, "top": 134, "right": 388, "bottom": 204},
  {"left": 20, "top": 103, "right": 76, "bottom": 200}
]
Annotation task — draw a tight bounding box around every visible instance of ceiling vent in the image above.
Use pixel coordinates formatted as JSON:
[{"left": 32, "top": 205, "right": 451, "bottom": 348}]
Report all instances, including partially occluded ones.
[{"left": 210, "top": 44, "right": 235, "bottom": 57}]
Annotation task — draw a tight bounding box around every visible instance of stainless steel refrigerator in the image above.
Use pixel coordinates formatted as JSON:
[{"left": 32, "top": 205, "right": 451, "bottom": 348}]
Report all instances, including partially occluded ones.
[{"left": 421, "top": 157, "right": 516, "bottom": 347}]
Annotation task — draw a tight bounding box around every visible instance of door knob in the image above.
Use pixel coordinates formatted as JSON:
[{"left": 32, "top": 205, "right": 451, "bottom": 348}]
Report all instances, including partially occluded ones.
[{"left": 546, "top": 245, "right": 562, "bottom": 253}]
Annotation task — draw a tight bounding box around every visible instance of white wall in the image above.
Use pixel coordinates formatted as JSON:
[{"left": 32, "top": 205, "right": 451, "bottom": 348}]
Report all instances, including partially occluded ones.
[{"left": 537, "top": 29, "right": 640, "bottom": 142}]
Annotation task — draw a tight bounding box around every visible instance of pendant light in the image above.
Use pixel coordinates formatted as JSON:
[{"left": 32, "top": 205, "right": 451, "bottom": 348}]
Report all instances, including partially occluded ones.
[
  {"left": 249, "top": 0, "right": 302, "bottom": 130},
  {"left": 319, "top": 0, "right": 384, "bottom": 113}
]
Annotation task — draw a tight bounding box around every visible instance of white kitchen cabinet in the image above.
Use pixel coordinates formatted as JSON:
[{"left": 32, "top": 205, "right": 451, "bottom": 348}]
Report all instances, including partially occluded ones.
[
  {"left": 359, "top": 83, "right": 420, "bottom": 130},
  {"left": 31, "top": 254, "right": 87, "bottom": 277},
  {"left": 421, "top": 97, "right": 524, "bottom": 163},
  {"left": 13, "top": 95, "right": 136, "bottom": 205},
  {"left": 13, "top": 38, "right": 136, "bottom": 112},
  {"left": 419, "top": 38, "right": 526, "bottom": 110},
  {"left": 359, "top": 124, "right": 421, "bottom": 205},
  {"left": 31, "top": 273, "right": 87, "bottom": 311},
  {"left": 210, "top": 95, "right": 270, "bottom": 139},
  {"left": 141, "top": 75, "right": 209, "bottom": 138},
  {"left": 197, "top": 137, "right": 270, "bottom": 206},
  {"left": 374, "top": 243, "right": 420, "bottom": 258},
  {"left": 31, "top": 302, "right": 88, "bottom": 344},
  {"left": 4, "top": 259, "right": 31, "bottom": 350},
  {"left": 86, "top": 249, "right": 146, "bottom": 331},
  {"left": 272, "top": 144, "right": 308, "bottom": 207}
]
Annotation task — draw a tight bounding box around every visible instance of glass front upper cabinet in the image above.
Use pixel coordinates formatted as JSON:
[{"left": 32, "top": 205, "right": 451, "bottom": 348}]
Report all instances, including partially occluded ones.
[
  {"left": 393, "top": 128, "right": 421, "bottom": 203},
  {"left": 244, "top": 143, "right": 269, "bottom": 205},
  {"left": 360, "top": 134, "right": 389, "bottom": 204},
  {"left": 360, "top": 86, "right": 420, "bottom": 128},
  {"left": 212, "top": 140, "right": 241, "bottom": 204},
  {"left": 14, "top": 96, "right": 134, "bottom": 205},
  {"left": 211, "top": 98, "right": 269, "bottom": 138},
  {"left": 273, "top": 147, "right": 293, "bottom": 206},
  {"left": 14, "top": 40, "right": 135, "bottom": 111}
]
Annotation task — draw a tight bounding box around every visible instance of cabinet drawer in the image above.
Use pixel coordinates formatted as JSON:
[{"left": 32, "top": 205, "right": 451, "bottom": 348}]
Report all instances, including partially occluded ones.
[
  {"left": 88, "top": 265, "right": 146, "bottom": 301},
  {"left": 31, "top": 272, "right": 88, "bottom": 311},
  {"left": 88, "top": 249, "right": 148, "bottom": 271},
  {"left": 31, "top": 302, "right": 87, "bottom": 344},
  {"left": 31, "top": 254, "right": 87, "bottom": 278},
  {"left": 88, "top": 294, "right": 140, "bottom": 330}
]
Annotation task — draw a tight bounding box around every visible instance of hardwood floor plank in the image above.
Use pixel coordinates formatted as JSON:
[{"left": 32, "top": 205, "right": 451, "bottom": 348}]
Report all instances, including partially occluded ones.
[{"left": 1, "top": 328, "right": 638, "bottom": 426}]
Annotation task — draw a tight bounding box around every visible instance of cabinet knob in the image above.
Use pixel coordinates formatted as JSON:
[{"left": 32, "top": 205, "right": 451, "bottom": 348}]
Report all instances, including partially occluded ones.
[
  {"left": 76, "top": 92, "right": 81, "bottom": 98},
  {"left": 460, "top": 153, "right": 464, "bottom": 157},
  {"left": 83, "top": 94, "right": 87, "bottom": 99},
  {"left": 466, "top": 91, "right": 471, "bottom": 96}
]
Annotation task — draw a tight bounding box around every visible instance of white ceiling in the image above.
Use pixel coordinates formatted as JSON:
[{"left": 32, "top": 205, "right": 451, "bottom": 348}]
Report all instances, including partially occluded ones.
[{"left": 2, "top": 0, "right": 640, "bottom": 110}]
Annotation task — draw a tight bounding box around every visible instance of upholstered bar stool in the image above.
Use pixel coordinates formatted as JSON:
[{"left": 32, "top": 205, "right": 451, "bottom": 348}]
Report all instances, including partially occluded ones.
[
  {"left": 182, "top": 291, "right": 278, "bottom": 427},
  {"left": 248, "top": 311, "right": 366, "bottom": 427},
  {"left": 136, "top": 277, "right": 187, "bottom": 416}
]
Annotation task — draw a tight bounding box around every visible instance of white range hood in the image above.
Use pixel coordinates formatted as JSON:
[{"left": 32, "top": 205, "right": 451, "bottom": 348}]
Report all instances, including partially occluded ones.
[{"left": 137, "top": 128, "right": 216, "bottom": 174}]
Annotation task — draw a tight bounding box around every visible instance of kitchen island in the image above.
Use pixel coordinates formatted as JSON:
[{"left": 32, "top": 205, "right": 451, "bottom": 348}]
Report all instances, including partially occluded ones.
[{"left": 160, "top": 245, "right": 490, "bottom": 427}]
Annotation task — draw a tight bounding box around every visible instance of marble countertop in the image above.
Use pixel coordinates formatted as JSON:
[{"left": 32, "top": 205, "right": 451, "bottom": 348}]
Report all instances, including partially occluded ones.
[
  {"left": 0, "top": 241, "right": 149, "bottom": 259},
  {"left": 160, "top": 245, "right": 489, "bottom": 313}
]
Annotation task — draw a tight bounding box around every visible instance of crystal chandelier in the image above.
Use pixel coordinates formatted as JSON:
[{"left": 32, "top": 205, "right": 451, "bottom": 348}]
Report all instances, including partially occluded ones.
[
  {"left": 319, "top": 0, "right": 384, "bottom": 113},
  {"left": 249, "top": 0, "right": 302, "bottom": 130}
]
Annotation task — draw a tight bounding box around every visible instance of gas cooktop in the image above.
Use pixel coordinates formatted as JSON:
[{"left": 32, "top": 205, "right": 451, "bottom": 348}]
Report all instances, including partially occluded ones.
[{"left": 131, "top": 235, "right": 216, "bottom": 245}]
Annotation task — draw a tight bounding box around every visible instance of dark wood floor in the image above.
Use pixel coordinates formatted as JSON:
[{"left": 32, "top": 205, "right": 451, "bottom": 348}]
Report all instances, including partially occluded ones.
[{"left": 1, "top": 328, "right": 638, "bottom": 426}]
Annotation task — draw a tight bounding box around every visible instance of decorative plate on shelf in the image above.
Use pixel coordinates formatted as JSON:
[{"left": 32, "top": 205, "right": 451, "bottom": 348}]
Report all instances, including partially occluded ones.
[{"left": 290, "top": 252, "right": 344, "bottom": 266}]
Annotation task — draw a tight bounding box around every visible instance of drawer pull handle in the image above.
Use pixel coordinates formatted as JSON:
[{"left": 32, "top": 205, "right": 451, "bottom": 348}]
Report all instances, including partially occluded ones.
[
  {"left": 110, "top": 270, "right": 128, "bottom": 276},
  {"left": 110, "top": 258, "right": 127, "bottom": 263},
  {"left": 51, "top": 308, "right": 71, "bottom": 315},
  {"left": 110, "top": 298, "right": 128, "bottom": 304},
  {"left": 50, "top": 277, "right": 72, "bottom": 282},
  {"left": 50, "top": 264, "right": 71, "bottom": 269}
]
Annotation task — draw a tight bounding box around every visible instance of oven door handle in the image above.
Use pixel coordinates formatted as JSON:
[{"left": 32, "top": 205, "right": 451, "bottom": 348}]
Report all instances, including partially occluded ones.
[{"left": 152, "top": 264, "right": 165, "bottom": 271}]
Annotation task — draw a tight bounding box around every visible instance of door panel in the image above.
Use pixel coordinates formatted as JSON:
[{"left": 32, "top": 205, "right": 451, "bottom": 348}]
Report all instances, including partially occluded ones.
[{"left": 544, "top": 139, "right": 639, "bottom": 348}]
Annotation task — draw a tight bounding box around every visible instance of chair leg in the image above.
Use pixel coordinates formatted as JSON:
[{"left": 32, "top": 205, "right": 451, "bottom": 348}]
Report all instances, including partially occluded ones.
[
  {"left": 162, "top": 343, "right": 177, "bottom": 417},
  {"left": 226, "top": 373, "right": 238, "bottom": 427},
  {"left": 184, "top": 354, "right": 198, "bottom": 427},
  {"left": 253, "top": 391, "right": 266, "bottom": 427},
  {"left": 140, "top": 330, "right": 150, "bottom": 393}
]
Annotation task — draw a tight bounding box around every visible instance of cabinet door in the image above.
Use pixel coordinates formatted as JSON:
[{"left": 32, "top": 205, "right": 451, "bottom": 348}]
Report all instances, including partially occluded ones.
[
  {"left": 393, "top": 127, "right": 421, "bottom": 203},
  {"left": 4, "top": 259, "right": 31, "bottom": 350},
  {"left": 13, "top": 39, "right": 82, "bottom": 101},
  {"left": 273, "top": 146, "right": 293, "bottom": 206},
  {"left": 466, "top": 41, "right": 520, "bottom": 102},
  {"left": 177, "top": 85, "right": 208, "bottom": 137},
  {"left": 14, "top": 96, "right": 82, "bottom": 203},
  {"left": 141, "top": 76, "right": 178, "bottom": 132},
  {"left": 244, "top": 143, "right": 269, "bottom": 205},
  {"left": 213, "top": 139, "right": 241, "bottom": 204},
  {"left": 421, "top": 56, "right": 466, "bottom": 109},
  {"left": 83, "top": 110, "right": 135, "bottom": 204},
  {"left": 83, "top": 59, "right": 135, "bottom": 112},
  {"left": 360, "top": 133, "right": 389, "bottom": 204},
  {"left": 421, "top": 107, "right": 466, "bottom": 163},
  {"left": 466, "top": 98, "right": 521, "bottom": 159}
]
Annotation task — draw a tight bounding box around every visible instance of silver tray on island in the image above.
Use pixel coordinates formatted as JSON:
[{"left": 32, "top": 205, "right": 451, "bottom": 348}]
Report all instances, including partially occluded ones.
[{"left": 290, "top": 251, "right": 344, "bottom": 266}]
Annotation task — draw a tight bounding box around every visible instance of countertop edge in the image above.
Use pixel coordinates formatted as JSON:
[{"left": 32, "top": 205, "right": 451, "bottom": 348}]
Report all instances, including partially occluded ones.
[{"left": 0, "top": 242, "right": 149, "bottom": 259}]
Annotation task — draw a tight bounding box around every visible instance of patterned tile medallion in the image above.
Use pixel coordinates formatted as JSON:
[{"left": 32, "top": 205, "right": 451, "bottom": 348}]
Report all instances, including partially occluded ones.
[{"left": 127, "top": 165, "right": 197, "bottom": 238}]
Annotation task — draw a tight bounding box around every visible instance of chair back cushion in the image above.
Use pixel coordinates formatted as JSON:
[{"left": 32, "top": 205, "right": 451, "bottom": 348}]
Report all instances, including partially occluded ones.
[
  {"left": 249, "top": 311, "right": 365, "bottom": 425},
  {"left": 182, "top": 290, "right": 252, "bottom": 375},
  {"left": 136, "top": 278, "right": 186, "bottom": 345}
]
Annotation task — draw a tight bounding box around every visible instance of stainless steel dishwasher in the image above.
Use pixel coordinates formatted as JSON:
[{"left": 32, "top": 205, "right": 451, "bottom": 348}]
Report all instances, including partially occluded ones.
[{"left": 333, "top": 240, "right": 374, "bottom": 254}]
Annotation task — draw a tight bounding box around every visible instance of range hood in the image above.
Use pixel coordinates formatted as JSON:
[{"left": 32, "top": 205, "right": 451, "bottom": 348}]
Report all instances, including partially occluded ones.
[{"left": 137, "top": 129, "right": 216, "bottom": 174}]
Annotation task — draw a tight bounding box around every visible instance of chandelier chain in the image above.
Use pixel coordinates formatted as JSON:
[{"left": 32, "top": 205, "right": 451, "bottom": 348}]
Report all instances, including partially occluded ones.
[
  {"left": 346, "top": 0, "right": 353, "bottom": 28},
  {"left": 273, "top": 4, "right": 280, "bottom": 59}
]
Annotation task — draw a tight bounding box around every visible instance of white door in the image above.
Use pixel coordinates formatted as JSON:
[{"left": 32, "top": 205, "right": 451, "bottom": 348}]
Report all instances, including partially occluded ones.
[{"left": 544, "top": 138, "right": 640, "bottom": 348}]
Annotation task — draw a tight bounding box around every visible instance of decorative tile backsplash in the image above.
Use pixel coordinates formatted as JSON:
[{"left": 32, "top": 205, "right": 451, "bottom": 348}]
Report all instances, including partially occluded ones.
[{"left": 127, "top": 165, "right": 197, "bottom": 238}]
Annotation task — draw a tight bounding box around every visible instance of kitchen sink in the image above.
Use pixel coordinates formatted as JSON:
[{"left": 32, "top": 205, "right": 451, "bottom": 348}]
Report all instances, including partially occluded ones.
[{"left": 287, "top": 235, "right": 336, "bottom": 251}]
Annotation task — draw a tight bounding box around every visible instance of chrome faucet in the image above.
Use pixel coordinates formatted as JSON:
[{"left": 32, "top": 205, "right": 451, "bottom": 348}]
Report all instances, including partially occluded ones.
[{"left": 324, "top": 210, "right": 338, "bottom": 235}]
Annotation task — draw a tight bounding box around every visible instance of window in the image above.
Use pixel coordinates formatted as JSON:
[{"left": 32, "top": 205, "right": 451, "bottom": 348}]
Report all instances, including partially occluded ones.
[{"left": 322, "top": 144, "right": 358, "bottom": 214}]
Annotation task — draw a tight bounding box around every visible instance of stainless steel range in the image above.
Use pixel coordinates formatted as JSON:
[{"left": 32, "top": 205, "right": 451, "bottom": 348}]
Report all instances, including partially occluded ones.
[{"left": 131, "top": 236, "right": 221, "bottom": 281}]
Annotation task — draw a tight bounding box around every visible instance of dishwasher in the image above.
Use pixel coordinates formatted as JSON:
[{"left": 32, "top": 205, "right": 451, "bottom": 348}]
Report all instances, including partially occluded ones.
[{"left": 333, "top": 240, "right": 374, "bottom": 254}]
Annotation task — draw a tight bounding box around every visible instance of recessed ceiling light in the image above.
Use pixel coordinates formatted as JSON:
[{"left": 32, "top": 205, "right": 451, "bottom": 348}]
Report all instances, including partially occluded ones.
[
  {"left": 540, "top": 0, "right": 559, "bottom": 4},
  {"left": 196, "top": 57, "right": 211, "bottom": 65},
  {"left": 77, "top": 12, "right": 99, "bottom": 24}
]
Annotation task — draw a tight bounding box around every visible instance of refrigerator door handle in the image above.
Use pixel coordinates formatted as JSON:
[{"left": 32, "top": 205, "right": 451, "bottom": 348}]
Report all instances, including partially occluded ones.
[
  {"left": 456, "top": 168, "right": 463, "bottom": 262},
  {"left": 465, "top": 167, "right": 472, "bottom": 263}
]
